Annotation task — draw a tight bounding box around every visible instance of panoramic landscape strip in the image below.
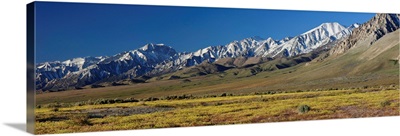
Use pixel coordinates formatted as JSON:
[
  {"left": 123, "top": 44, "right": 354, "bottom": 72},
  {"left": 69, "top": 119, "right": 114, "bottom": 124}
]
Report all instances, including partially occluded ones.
[{"left": 31, "top": 2, "right": 399, "bottom": 134}]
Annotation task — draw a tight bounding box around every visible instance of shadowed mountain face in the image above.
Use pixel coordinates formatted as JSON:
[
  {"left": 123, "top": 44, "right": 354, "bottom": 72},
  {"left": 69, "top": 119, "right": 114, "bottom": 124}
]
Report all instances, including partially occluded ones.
[{"left": 36, "top": 14, "right": 399, "bottom": 91}]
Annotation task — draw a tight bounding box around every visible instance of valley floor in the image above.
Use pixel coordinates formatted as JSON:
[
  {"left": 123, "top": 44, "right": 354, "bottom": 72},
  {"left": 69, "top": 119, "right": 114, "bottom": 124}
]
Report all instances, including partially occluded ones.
[{"left": 35, "top": 88, "right": 399, "bottom": 134}]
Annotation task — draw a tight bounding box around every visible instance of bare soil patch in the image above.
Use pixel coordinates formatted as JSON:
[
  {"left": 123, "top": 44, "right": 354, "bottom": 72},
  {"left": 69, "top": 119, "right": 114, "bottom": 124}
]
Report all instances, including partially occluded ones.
[{"left": 76, "top": 106, "right": 175, "bottom": 118}]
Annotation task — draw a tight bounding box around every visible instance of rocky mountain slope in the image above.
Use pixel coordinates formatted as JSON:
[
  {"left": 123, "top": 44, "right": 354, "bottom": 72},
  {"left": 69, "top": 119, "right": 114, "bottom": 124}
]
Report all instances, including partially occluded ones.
[{"left": 329, "top": 14, "right": 399, "bottom": 56}]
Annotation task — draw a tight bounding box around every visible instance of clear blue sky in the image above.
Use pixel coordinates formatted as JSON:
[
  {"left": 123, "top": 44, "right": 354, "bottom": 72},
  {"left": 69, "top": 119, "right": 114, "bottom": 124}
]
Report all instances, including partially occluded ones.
[{"left": 35, "top": 2, "right": 375, "bottom": 63}]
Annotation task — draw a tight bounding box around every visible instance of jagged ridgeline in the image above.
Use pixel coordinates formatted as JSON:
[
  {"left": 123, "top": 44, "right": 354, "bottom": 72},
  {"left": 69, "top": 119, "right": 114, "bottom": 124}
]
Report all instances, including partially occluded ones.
[{"left": 36, "top": 13, "right": 399, "bottom": 91}]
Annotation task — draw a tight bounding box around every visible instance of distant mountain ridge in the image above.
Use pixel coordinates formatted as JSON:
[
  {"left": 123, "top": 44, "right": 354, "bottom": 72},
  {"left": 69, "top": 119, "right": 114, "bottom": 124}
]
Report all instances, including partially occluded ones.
[
  {"left": 152, "top": 22, "right": 357, "bottom": 75},
  {"left": 36, "top": 21, "right": 360, "bottom": 91}
]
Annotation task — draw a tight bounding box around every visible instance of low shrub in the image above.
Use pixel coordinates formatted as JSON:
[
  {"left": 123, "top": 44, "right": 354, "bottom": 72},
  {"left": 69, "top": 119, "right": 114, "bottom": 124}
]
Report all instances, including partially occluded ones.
[
  {"left": 209, "top": 95, "right": 217, "bottom": 98},
  {"left": 107, "top": 99, "right": 115, "bottom": 104},
  {"left": 51, "top": 108, "right": 59, "bottom": 112},
  {"left": 380, "top": 100, "right": 391, "bottom": 107},
  {"left": 123, "top": 97, "right": 139, "bottom": 103},
  {"left": 45, "top": 103, "right": 62, "bottom": 108},
  {"left": 298, "top": 105, "right": 311, "bottom": 114},
  {"left": 114, "top": 98, "right": 123, "bottom": 103},
  {"left": 220, "top": 93, "right": 227, "bottom": 97},
  {"left": 168, "top": 75, "right": 181, "bottom": 80},
  {"left": 145, "top": 97, "right": 159, "bottom": 101},
  {"left": 164, "top": 94, "right": 195, "bottom": 100},
  {"left": 74, "top": 102, "right": 84, "bottom": 106},
  {"left": 71, "top": 114, "right": 92, "bottom": 126}
]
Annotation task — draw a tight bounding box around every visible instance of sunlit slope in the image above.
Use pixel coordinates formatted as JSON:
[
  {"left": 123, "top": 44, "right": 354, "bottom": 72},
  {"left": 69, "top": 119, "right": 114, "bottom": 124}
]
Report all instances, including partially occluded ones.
[{"left": 288, "top": 29, "right": 399, "bottom": 84}]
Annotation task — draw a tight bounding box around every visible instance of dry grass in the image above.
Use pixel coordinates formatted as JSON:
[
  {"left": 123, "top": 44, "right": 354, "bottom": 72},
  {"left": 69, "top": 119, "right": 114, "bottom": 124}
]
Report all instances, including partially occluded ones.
[{"left": 35, "top": 89, "right": 399, "bottom": 134}]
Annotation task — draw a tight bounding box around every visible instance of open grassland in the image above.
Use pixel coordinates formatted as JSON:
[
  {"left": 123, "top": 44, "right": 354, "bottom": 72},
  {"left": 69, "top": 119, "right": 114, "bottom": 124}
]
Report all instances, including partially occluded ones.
[{"left": 35, "top": 88, "right": 399, "bottom": 134}]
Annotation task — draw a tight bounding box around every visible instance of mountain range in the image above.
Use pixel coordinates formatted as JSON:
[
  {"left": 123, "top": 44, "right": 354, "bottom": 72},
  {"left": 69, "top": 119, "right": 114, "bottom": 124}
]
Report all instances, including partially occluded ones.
[{"left": 35, "top": 13, "right": 399, "bottom": 91}]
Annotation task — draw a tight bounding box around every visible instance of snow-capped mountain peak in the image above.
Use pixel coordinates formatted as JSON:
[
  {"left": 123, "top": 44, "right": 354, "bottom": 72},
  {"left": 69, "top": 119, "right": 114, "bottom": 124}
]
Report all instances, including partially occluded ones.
[
  {"left": 269, "top": 22, "right": 355, "bottom": 57},
  {"left": 246, "top": 36, "right": 265, "bottom": 41},
  {"left": 347, "top": 23, "right": 360, "bottom": 29},
  {"left": 139, "top": 43, "right": 167, "bottom": 51},
  {"left": 303, "top": 22, "right": 346, "bottom": 36}
]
